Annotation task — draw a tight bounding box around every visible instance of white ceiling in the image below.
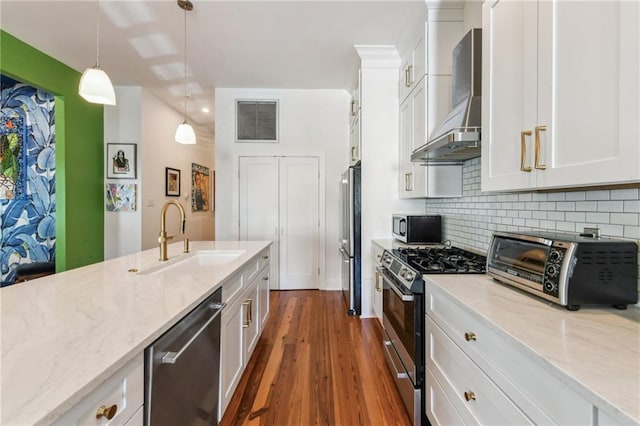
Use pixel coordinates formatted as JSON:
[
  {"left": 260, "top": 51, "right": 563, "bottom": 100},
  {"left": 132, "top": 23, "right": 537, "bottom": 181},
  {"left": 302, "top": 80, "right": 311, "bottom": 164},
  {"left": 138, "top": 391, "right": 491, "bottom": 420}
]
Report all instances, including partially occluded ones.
[{"left": 1, "top": 0, "right": 425, "bottom": 136}]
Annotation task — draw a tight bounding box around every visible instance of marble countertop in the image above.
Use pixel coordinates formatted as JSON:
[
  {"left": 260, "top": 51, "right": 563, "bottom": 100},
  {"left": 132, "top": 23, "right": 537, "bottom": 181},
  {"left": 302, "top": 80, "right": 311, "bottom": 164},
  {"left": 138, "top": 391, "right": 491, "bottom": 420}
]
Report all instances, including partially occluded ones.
[
  {"left": 425, "top": 274, "right": 640, "bottom": 424},
  {"left": 1, "top": 240, "right": 271, "bottom": 426}
]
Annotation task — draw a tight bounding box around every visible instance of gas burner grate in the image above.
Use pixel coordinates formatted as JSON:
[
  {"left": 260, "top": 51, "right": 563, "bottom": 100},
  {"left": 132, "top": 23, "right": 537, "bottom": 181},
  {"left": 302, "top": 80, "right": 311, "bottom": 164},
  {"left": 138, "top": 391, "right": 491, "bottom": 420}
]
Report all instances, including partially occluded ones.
[{"left": 392, "top": 246, "right": 486, "bottom": 274}]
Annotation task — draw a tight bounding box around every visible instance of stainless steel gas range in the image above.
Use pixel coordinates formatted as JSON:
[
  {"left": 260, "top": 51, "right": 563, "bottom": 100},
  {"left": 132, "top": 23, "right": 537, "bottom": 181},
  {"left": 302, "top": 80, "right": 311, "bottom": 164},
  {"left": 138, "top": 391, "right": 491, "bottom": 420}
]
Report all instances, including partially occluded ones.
[{"left": 378, "top": 246, "right": 486, "bottom": 425}]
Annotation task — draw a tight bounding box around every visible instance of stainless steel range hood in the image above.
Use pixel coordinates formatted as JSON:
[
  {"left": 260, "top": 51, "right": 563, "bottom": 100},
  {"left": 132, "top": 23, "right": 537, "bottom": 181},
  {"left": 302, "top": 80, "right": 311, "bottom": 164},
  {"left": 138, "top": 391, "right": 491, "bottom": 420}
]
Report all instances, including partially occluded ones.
[{"left": 412, "top": 28, "right": 482, "bottom": 163}]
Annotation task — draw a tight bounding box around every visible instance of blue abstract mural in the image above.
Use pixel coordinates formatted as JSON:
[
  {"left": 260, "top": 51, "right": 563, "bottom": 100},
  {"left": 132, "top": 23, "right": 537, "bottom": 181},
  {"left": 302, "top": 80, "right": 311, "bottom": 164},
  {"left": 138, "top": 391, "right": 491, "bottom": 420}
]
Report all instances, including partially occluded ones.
[{"left": 0, "top": 75, "right": 56, "bottom": 286}]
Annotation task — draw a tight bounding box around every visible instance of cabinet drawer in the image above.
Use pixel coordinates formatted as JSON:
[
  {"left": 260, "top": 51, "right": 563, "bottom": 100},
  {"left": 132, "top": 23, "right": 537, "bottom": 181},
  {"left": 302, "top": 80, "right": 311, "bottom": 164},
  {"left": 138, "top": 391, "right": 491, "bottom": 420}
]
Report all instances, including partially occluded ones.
[
  {"left": 53, "top": 354, "right": 143, "bottom": 426},
  {"left": 425, "top": 369, "right": 465, "bottom": 426},
  {"left": 427, "top": 317, "right": 532, "bottom": 425},
  {"left": 243, "top": 249, "right": 270, "bottom": 284},
  {"left": 426, "top": 285, "right": 593, "bottom": 424},
  {"left": 222, "top": 272, "right": 244, "bottom": 307}
]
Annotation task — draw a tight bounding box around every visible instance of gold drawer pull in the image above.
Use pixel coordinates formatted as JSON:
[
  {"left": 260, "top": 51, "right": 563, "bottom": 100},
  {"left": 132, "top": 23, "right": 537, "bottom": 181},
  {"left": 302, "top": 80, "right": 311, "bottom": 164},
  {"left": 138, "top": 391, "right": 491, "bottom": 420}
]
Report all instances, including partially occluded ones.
[
  {"left": 96, "top": 404, "right": 118, "bottom": 419},
  {"left": 464, "top": 391, "right": 476, "bottom": 402},
  {"left": 520, "top": 130, "right": 532, "bottom": 172},
  {"left": 464, "top": 332, "right": 477, "bottom": 341},
  {"left": 534, "top": 125, "right": 547, "bottom": 170},
  {"left": 243, "top": 300, "right": 252, "bottom": 328},
  {"left": 262, "top": 255, "right": 269, "bottom": 259},
  {"left": 262, "top": 276, "right": 269, "bottom": 280}
]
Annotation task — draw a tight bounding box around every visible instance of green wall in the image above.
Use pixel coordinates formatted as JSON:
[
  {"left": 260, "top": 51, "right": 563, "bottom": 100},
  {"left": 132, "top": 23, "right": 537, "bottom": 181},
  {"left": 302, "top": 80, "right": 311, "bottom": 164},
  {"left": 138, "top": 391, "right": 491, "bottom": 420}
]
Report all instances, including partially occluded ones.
[{"left": 1, "top": 30, "right": 104, "bottom": 271}]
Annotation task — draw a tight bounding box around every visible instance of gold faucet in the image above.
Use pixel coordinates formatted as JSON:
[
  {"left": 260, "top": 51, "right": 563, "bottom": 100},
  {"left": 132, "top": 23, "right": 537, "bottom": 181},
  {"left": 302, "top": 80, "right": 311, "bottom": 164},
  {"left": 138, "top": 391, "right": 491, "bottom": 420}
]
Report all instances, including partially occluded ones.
[{"left": 158, "top": 200, "right": 186, "bottom": 261}]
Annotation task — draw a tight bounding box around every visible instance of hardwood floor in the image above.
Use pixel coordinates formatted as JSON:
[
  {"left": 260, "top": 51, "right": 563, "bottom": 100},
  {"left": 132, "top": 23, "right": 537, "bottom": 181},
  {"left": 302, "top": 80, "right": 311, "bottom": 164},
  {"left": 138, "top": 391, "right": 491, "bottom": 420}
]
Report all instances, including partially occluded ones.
[{"left": 220, "top": 290, "right": 412, "bottom": 426}]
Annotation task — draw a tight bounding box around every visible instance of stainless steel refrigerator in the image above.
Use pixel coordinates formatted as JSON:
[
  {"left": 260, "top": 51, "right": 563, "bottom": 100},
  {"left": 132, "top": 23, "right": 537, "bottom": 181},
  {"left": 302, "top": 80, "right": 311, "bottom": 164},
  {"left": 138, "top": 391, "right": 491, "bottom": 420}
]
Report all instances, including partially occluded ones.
[{"left": 339, "top": 164, "right": 361, "bottom": 315}]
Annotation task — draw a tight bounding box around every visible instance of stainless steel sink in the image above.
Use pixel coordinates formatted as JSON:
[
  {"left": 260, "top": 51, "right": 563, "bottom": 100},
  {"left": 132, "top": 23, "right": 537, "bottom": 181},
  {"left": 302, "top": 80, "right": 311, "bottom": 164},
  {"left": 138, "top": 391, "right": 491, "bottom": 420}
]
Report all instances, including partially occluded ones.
[{"left": 138, "top": 250, "right": 246, "bottom": 276}]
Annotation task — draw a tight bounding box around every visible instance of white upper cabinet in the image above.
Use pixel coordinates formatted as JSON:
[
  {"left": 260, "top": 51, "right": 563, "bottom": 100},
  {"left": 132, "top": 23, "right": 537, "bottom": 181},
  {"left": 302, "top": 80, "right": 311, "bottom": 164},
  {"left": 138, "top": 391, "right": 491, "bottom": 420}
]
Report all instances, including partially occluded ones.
[
  {"left": 398, "top": 8, "right": 464, "bottom": 199},
  {"left": 350, "top": 70, "right": 362, "bottom": 165},
  {"left": 482, "top": 0, "right": 640, "bottom": 192},
  {"left": 399, "top": 27, "right": 426, "bottom": 103}
]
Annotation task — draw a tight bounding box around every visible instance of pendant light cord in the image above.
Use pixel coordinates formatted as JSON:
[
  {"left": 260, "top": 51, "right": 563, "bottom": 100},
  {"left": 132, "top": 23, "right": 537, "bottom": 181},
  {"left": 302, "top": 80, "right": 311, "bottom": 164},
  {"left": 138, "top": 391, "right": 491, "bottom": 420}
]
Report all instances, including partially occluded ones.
[
  {"left": 183, "top": 6, "right": 188, "bottom": 122},
  {"left": 96, "top": 0, "right": 101, "bottom": 67}
]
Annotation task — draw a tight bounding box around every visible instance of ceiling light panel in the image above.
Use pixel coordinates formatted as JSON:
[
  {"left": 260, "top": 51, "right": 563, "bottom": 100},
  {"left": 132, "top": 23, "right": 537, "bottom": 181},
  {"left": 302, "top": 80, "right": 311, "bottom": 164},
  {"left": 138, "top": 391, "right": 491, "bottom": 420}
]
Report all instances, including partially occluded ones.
[
  {"left": 151, "top": 62, "right": 190, "bottom": 81},
  {"left": 130, "top": 33, "right": 177, "bottom": 59},
  {"left": 101, "top": 1, "right": 156, "bottom": 29},
  {"left": 168, "top": 82, "right": 203, "bottom": 98}
]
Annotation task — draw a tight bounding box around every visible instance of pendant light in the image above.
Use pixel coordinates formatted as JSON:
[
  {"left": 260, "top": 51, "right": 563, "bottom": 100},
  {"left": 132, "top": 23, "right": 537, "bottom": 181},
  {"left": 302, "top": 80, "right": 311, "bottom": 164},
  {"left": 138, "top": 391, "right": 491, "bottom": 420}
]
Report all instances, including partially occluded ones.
[
  {"left": 175, "top": 0, "right": 196, "bottom": 144},
  {"left": 79, "top": 0, "right": 116, "bottom": 105}
]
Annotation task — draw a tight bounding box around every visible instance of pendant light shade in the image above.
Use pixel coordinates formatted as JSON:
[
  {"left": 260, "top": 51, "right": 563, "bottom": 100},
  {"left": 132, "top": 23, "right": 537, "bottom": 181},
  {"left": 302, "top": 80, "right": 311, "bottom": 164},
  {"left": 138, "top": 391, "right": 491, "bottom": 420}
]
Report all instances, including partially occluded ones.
[
  {"left": 175, "top": 121, "right": 197, "bottom": 144},
  {"left": 79, "top": 66, "right": 116, "bottom": 105},
  {"left": 79, "top": 0, "right": 116, "bottom": 105},
  {"left": 175, "top": 0, "right": 196, "bottom": 144}
]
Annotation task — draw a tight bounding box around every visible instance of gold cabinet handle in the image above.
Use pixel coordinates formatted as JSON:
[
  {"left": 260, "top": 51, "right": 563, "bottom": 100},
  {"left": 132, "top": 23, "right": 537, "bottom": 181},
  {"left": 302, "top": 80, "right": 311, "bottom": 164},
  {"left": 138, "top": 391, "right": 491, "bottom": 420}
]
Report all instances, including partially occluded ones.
[
  {"left": 262, "top": 255, "right": 269, "bottom": 260},
  {"left": 243, "top": 300, "right": 251, "bottom": 328},
  {"left": 534, "top": 125, "right": 547, "bottom": 170},
  {"left": 262, "top": 276, "right": 269, "bottom": 281},
  {"left": 96, "top": 404, "right": 118, "bottom": 420},
  {"left": 520, "top": 130, "right": 532, "bottom": 172},
  {"left": 351, "top": 146, "right": 358, "bottom": 161},
  {"left": 405, "top": 67, "right": 411, "bottom": 87},
  {"left": 407, "top": 65, "right": 414, "bottom": 86},
  {"left": 351, "top": 100, "right": 356, "bottom": 116},
  {"left": 248, "top": 299, "right": 253, "bottom": 324},
  {"left": 464, "top": 391, "right": 476, "bottom": 402},
  {"left": 464, "top": 332, "right": 477, "bottom": 341}
]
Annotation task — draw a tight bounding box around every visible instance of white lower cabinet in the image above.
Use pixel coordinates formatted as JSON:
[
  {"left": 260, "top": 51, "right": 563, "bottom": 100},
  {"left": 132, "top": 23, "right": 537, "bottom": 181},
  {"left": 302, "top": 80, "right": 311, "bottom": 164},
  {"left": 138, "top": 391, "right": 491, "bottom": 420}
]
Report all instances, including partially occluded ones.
[
  {"left": 425, "top": 285, "right": 594, "bottom": 425},
  {"left": 427, "top": 317, "right": 532, "bottom": 425},
  {"left": 219, "top": 248, "right": 270, "bottom": 420},
  {"left": 53, "top": 354, "right": 144, "bottom": 426}
]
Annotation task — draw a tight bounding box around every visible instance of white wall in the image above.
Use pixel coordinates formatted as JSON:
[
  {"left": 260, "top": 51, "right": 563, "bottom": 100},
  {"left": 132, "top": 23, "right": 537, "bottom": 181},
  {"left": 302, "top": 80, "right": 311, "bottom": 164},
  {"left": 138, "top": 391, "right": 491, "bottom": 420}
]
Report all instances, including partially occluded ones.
[
  {"left": 104, "top": 86, "right": 215, "bottom": 260},
  {"left": 104, "top": 87, "right": 143, "bottom": 259},
  {"left": 140, "top": 90, "right": 214, "bottom": 251},
  {"left": 215, "top": 88, "right": 350, "bottom": 291}
]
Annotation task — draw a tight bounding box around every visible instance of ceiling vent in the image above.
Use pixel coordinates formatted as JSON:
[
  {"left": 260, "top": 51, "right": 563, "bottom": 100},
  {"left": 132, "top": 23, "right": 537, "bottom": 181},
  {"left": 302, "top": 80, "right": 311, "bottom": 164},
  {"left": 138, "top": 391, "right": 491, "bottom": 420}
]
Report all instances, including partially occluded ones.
[{"left": 236, "top": 100, "right": 278, "bottom": 143}]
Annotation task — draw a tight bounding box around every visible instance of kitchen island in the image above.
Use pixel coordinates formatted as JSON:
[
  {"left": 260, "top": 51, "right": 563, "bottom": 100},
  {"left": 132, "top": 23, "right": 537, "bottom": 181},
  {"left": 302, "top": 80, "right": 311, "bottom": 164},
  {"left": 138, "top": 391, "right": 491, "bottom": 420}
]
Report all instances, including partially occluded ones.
[{"left": 1, "top": 240, "right": 271, "bottom": 425}]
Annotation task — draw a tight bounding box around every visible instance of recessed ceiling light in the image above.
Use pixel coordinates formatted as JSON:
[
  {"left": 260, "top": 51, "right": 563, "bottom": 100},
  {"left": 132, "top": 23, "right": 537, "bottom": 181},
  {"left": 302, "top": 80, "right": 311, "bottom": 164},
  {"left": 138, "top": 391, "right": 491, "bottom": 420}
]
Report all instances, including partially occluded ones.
[{"left": 201, "top": 107, "right": 210, "bottom": 113}]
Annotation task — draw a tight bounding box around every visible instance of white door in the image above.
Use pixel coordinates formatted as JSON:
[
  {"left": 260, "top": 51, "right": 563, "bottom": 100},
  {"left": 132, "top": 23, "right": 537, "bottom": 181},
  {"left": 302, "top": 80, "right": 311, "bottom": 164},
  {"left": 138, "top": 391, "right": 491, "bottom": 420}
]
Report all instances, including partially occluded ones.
[
  {"left": 278, "top": 157, "right": 319, "bottom": 290},
  {"left": 239, "top": 156, "right": 279, "bottom": 288},
  {"left": 239, "top": 156, "right": 320, "bottom": 290}
]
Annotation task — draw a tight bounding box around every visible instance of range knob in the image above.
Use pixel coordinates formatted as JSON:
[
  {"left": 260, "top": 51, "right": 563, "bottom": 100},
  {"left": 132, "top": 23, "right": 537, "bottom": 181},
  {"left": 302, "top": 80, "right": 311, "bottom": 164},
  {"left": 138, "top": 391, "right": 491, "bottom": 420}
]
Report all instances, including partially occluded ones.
[
  {"left": 383, "top": 255, "right": 392, "bottom": 265},
  {"left": 405, "top": 271, "right": 414, "bottom": 281},
  {"left": 400, "top": 268, "right": 407, "bottom": 277},
  {"left": 546, "top": 265, "right": 558, "bottom": 277},
  {"left": 544, "top": 281, "right": 555, "bottom": 292}
]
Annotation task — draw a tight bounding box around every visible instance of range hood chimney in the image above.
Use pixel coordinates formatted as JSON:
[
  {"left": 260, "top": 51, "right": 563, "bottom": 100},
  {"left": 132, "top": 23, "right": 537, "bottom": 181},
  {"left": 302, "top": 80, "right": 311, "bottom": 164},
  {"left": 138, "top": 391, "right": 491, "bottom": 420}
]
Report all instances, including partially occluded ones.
[{"left": 412, "top": 28, "right": 482, "bottom": 163}]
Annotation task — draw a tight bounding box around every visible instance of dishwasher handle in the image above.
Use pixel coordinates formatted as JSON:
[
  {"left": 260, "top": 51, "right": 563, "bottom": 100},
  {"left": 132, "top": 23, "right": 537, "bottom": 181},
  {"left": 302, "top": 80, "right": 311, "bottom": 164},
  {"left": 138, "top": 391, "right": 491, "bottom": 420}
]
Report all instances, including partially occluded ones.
[{"left": 161, "top": 302, "right": 226, "bottom": 364}]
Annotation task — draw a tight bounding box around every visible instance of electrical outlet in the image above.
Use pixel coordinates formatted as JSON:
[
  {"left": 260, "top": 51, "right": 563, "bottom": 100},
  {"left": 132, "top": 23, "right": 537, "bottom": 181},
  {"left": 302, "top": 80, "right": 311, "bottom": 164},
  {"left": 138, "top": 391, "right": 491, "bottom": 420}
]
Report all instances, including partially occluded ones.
[{"left": 146, "top": 199, "right": 155, "bottom": 207}]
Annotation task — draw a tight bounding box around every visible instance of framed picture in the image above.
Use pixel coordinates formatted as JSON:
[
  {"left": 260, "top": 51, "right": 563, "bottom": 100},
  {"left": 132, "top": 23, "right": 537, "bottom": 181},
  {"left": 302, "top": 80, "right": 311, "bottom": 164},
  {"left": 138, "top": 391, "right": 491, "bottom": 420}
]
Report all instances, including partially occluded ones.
[
  {"left": 191, "top": 163, "right": 210, "bottom": 212},
  {"left": 165, "top": 167, "right": 180, "bottom": 197},
  {"left": 107, "top": 143, "right": 136, "bottom": 179},
  {"left": 105, "top": 183, "right": 136, "bottom": 212}
]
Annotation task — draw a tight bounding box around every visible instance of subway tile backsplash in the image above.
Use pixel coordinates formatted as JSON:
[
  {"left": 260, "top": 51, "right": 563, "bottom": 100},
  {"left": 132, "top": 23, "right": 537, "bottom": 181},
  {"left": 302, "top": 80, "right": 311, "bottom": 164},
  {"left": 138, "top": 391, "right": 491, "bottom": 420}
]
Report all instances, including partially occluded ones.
[{"left": 425, "top": 157, "right": 640, "bottom": 298}]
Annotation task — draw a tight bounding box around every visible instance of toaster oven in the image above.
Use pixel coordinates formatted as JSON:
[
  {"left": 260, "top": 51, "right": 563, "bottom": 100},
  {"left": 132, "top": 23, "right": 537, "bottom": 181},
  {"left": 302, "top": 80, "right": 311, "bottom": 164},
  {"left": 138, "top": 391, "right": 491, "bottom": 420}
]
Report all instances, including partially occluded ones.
[{"left": 487, "top": 231, "right": 638, "bottom": 310}]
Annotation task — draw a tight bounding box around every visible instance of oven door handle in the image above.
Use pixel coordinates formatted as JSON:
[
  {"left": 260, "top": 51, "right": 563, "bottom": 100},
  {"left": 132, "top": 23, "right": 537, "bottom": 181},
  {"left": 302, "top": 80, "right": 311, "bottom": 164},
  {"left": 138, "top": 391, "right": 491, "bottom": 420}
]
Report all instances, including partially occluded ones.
[
  {"left": 383, "top": 340, "right": 409, "bottom": 379},
  {"left": 382, "top": 272, "right": 415, "bottom": 302}
]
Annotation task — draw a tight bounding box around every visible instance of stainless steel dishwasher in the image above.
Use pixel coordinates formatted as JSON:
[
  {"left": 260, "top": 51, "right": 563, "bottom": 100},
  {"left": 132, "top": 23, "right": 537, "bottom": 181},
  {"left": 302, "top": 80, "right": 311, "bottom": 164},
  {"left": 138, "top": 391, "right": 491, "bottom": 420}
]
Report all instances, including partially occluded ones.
[{"left": 144, "top": 288, "right": 225, "bottom": 425}]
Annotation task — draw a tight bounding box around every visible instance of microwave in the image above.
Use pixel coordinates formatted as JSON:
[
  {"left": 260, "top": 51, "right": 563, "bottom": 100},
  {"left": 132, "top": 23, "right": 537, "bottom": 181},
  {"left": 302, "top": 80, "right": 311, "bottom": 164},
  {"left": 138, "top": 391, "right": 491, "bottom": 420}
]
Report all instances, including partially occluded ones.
[
  {"left": 392, "top": 215, "right": 442, "bottom": 244},
  {"left": 487, "top": 231, "right": 638, "bottom": 310}
]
